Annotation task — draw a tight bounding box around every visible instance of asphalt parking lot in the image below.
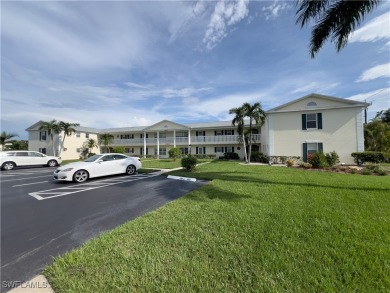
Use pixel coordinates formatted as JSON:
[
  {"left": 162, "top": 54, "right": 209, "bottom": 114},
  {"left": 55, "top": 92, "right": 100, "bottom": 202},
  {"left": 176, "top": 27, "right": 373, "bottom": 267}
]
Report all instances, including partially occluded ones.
[{"left": 1, "top": 166, "right": 207, "bottom": 292}]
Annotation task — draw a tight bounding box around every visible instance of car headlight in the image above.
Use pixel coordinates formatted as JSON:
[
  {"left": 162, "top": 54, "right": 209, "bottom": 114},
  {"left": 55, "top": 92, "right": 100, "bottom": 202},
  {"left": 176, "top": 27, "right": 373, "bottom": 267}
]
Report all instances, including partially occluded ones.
[{"left": 62, "top": 168, "right": 74, "bottom": 172}]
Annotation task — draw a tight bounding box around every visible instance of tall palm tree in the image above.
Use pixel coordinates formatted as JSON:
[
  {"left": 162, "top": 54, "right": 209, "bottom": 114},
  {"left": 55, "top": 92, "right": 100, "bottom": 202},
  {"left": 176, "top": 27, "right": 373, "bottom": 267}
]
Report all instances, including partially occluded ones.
[
  {"left": 98, "top": 133, "right": 114, "bottom": 153},
  {"left": 0, "top": 131, "right": 19, "bottom": 150},
  {"left": 84, "top": 138, "right": 99, "bottom": 155},
  {"left": 229, "top": 106, "right": 248, "bottom": 163},
  {"left": 243, "top": 102, "right": 266, "bottom": 164},
  {"left": 58, "top": 121, "right": 80, "bottom": 156},
  {"left": 296, "top": 0, "right": 382, "bottom": 58},
  {"left": 39, "top": 120, "right": 60, "bottom": 156}
]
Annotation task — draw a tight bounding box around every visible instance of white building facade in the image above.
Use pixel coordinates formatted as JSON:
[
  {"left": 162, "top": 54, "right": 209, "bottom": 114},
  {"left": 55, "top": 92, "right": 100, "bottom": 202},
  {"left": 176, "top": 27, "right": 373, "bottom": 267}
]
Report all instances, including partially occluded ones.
[{"left": 26, "top": 94, "right": 369, "bottom": 164}]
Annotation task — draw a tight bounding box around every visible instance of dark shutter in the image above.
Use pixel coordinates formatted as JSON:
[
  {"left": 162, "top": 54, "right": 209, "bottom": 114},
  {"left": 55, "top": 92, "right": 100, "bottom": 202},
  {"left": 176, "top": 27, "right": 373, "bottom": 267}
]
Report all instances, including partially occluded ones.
[
  {"left": 196, "top": 147, "right": 198, "bottom": 154},
  {"left": 232, "top": 130, "right": 234, "bottom": 135},
  {"left": 214, "top": 131, "right": 217, "bottom": 136},
  {"left": 214, "top": 147, "right": 217, "bottom": 152},
  {"left": 318, "top": 143, "right": 323, "bottom": 153},
  {"left": 303, "top": 143, "right": 308, "bottom": 162},
  {"left": 232, "top": 147, "right": 234, "bottom": 152},
  {"left": 302, "top": 114, "right": 307, "bottom": 130},
  {"left": 317, "top": 113, "right": 322, "bottom": 129},
  {"left": 203, "top": 147, "right": 206, "bottom": 154}
]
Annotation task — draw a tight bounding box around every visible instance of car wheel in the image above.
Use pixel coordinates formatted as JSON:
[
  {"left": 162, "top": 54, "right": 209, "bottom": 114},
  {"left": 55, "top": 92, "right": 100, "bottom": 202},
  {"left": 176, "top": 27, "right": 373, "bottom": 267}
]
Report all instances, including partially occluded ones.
[
  {"left": 126, "top": 165, "right": 136, "bottom": 175},
  {"left": 47, "top": 160, "right": 58, "bottom": 167},
  {"left": 2, "top": 162, "right": 15, "bottom": 171},
  {"left": 73, "top": 170, "right": 89, "bottom": 183}
]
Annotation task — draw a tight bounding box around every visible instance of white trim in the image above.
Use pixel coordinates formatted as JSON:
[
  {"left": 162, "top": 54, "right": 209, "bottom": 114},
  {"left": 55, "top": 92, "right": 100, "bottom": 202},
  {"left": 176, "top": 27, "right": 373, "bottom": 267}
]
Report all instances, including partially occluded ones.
[
  {"left": 305, "top": 140, "right": 321, "bottom": 143},
  {"left": 268, "top": 115, "right": 274, "bottom": 156},
  {"left": 157, "top": 131, "right": 160, "bottom": 159},
  {"left": 356, "top": 108, "right": 364, "bottom": 152},
  {"left": 173, "top": 130, "right": 176, "bottom": 148},
  {"left": 143, "top": 132, "right": 146, "bottom": 158}
]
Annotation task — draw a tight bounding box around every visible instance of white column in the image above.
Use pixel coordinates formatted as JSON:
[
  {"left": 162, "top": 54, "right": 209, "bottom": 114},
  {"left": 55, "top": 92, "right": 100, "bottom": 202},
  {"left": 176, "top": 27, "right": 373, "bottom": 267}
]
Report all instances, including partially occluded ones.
[
  {"left": 157, "top": 131, "right": 160, "bottom": 159},
  {"left": 188, "top": 129, "right": 191, "bottom": 155},
  {"left": 173, "top": 130, "right": 176, "bottom": 148},
  {"left": 143, "top": 132, "right": 146, "bottom": 158}
]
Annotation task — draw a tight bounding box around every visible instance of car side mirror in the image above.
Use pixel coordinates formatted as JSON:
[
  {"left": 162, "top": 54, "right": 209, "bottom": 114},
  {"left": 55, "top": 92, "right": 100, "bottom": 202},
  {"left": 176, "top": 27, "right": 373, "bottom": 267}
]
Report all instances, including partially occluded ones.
[{"left": 97, "top": 159, "right": 103, "bottom": 163}]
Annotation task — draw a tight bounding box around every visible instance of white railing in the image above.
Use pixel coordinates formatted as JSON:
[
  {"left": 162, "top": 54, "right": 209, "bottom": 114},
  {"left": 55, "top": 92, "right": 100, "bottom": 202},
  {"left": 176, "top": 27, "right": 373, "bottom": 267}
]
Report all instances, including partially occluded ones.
[{"left": 111, "top": 134, "right": 261, "bottom": 146}]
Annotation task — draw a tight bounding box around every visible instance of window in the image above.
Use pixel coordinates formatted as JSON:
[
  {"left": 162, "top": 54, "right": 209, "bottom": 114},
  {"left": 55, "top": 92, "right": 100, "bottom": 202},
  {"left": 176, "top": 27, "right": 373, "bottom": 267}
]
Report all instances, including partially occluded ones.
[
  {"left": 86, "top": 133, "right": 90, "bottom": 138},
  {"left": 225, "top": 130, "right": 234, "bottom": 135},
  {"left": 121, "top": 134, "right": 134, "bottom": 139},
  {"left": 307, "top": 101, "right": 317, "bottom": 107},
  {"left": 39, "top": 131, "right": 47, "bottom": 141},
  {"left": 113, "top": 155, "right": 127, "bottom": 160},
  {"left": 76, "top": 148, "right": 82, "bottom": 153},
  {"left": 225, "top": 146, "right": 234, "bottom": 153},
  {"left": 180, "top": 147, "right": 188, "bottom": 155},
  {"left": 155, "top": 148, "right": 166, "bottom": 156},
  {"left": 15, "top": 152, "right": 28, "bottom": 156},
  {"left": 176, "top": 131, "right": 188, "bottom": 138},
  {"left": 215, "top": 130, "right": 223, "bottom": 136},
  {"left": 196, "top": 147, "right": 206, "bottom": 155},
  {"left": 29, "top": 152, "right": 44, "bottom": 157},
  {"left": 214, "top": 147, "right": 224, "bottom": 153},
  {"left": 39, "top": 148, "right": 46, "bottom": 154},
  {"left": 140, "top": 147, "right": 149, "bottom": 155},
  {"left": 196, "top": 131, "right": 205, "bottom": 136},
  {"left": 303, "top": 142, "right": 323, "bottom": 162},
  {"left": 155, "top": 133, "right": 166, "bottom": 138},
  {"left": 302, "top": 113, "right": 322, "bottom": 130},
  {"left": 125, "top": 147, "right": 134, "bottom": 153},
  {"left": 76, "top": 132, "right": 80, "bottom": 137}
]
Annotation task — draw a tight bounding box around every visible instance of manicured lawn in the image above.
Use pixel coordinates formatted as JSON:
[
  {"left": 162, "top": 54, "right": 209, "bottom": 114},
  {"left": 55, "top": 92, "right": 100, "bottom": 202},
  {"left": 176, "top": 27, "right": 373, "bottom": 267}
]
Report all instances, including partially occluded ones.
[
  {"left": 45, "top": 161, "right": 390, "bottom": 292},
  {"left": 141, "top": 158, "right": 213, "bottom": 169}
]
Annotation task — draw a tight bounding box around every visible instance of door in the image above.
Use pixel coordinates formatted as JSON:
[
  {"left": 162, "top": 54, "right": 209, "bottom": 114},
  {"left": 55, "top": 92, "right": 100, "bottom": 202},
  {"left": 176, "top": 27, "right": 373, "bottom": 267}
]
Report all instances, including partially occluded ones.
[{"left": 93, "top": 155, "right": 118, "bottom": 177}]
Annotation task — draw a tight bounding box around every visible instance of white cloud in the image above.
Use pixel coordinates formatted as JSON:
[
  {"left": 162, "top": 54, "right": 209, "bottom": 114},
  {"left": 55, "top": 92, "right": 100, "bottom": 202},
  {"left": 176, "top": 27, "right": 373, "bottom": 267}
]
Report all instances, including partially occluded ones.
[
  {"left": 350, "top": 12, "right": 390, "bottom": 43},
  {"left": 356, "top": 63, "right": 390, "bottom": 82},
  {"left": 262, "top": 1, "right": 290, "bottom": 21},
  {"left": 203, "top": 0, "right": 249, "bottom": 50},
  {"left": 291, "top": 81, "right": 339, "bottom": 94},
  {"left": 347, "top": 88, "right": 390, "bottom": 120}
]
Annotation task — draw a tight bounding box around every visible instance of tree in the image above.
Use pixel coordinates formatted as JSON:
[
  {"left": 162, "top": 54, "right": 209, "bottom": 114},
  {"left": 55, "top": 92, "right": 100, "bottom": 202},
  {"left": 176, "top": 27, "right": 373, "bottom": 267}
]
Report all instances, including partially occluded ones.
[
  {"left": 168, "top": 147, "right": 182, "bottom": 161},
  {"left": 375, "top": 109, "right": 390, "bottom": 125},
  {"left": 243, "top": 102, "right": 266, "bottom": 164},
  {"left": 7, "top": 140, "right": 28, "bottom": 150},
  {"left": 84, "top": 138, "right": 99, "bottom": 155},
  {"left": 364, "top": 119, "right": 390, "bottom": 152},
  {"left": 296, "top": 0, "right": 382, "bottom": 58},
  {"left": 98, "top": 133, "right": 114, "bottom": 153},
  {"left": 39, "top": 120, "right": 61, "bottom": 156},
  {"left": 229, "top": 106, "right": 248, "bottom": 163},
  {"left": 58, "top": 121, "right": 80, "bottom": 156},
  {"left": 0, "top": 131, "right": 19, "bottom": 150}
]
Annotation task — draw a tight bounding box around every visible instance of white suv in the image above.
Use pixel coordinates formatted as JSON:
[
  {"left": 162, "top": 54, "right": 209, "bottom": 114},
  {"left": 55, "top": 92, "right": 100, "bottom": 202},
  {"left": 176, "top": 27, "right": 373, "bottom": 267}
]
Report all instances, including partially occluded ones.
[{"left": 0, "top": 151, "right": 62, "bottom": 170}]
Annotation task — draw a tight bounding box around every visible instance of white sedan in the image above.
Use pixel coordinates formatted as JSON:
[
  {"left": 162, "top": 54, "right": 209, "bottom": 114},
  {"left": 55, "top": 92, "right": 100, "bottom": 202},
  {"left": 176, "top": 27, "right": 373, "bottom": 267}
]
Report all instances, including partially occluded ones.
[{"left": 53, "top": 153, "right": 142, "bottom": 183}]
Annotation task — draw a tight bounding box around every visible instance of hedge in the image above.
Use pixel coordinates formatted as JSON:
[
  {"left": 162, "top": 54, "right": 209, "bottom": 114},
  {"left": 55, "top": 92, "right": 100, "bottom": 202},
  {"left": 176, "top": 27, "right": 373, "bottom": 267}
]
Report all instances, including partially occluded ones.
[{"left": 351, "top": 151, "right": 389, "bottom": 165}]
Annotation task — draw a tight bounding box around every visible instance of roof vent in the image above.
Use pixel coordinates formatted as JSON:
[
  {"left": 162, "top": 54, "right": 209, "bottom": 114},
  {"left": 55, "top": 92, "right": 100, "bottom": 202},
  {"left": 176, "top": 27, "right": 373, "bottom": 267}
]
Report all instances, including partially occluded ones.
[{"left": 307, "top": 101, "right": 317, "bottom": 107}]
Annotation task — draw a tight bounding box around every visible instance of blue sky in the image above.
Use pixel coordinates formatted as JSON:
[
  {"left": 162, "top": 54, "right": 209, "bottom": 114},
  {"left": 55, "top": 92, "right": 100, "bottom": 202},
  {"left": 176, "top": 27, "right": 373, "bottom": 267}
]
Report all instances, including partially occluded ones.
[{"left": 1, "top": 0, "right": 389, "bottom": 139}]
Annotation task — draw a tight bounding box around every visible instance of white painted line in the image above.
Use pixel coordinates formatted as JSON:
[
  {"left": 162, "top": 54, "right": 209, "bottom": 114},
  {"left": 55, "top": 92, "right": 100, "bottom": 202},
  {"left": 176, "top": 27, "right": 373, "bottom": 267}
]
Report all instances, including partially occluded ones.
[
  {"left": 167, "top": 175, "right": 196, "bottom": 182},
  {"left": 12, "top": 181, "right": 49, "bottom": 187},
  {"left": 29, "top": 174, "right": 160, "bottom": 200},
  {"left": 1, "top": 175, "right": 52, "bottom": 182}
]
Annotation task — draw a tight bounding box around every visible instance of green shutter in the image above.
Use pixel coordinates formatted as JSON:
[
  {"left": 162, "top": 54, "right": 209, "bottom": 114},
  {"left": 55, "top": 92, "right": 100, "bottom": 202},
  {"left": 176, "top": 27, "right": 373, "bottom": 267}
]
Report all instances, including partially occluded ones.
[
  {"left": 318, "top": 143, "right": 323, "bottom": 153},
  {"left": 302, "top": 114, "right": 307, "bottom": 130},
  {"left": 303, "top": 143, "right": 308, "bottom": 162},
  {"left": 317, "top": 113, "right": 322, "bottom": 129},
  {"left": 203, "top": 147, "right": 206, "bottom": 154}
]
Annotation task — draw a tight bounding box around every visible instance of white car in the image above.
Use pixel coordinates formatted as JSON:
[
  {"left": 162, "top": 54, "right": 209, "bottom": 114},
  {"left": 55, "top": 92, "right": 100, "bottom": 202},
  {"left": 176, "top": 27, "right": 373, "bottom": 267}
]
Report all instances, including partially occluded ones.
[
  {"left": 54, "top": 153, "right": 142, "bottom": 183},
  {"left": 0, "top": 151, "right": 62, "bottom": 170}
]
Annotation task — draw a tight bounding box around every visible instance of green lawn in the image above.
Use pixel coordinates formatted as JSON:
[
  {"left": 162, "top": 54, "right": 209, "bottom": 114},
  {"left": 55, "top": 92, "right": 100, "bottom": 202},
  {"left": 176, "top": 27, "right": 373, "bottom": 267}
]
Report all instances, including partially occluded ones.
[
  {"left": 45, "top": 161, "right": 390, "bottom": 292},
  {"left": 141, "top": 158, "right": 213, "bottom": 169}
]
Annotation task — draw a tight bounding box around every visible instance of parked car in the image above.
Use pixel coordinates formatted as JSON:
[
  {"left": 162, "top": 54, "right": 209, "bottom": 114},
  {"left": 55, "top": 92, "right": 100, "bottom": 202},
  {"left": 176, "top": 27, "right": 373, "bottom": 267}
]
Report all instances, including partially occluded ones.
[
  {"left": 54, "top": 153, "right": 142, "bottom": 183},
  {"left": 0, "top": 151, "right": 62, "bottom": 170}
]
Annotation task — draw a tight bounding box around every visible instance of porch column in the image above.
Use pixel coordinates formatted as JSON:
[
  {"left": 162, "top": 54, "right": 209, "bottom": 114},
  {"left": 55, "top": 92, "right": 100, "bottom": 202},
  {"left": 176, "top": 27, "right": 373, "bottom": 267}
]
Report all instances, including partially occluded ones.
[
  {"left": 143, "top": 132, "right": 146, "bottom": 158},
  {"left": 188, "top": 129, "right": 191, "bottom": 155},
  {"left": 157, "top": 131, "right": 160, "bottom": 159},
  {"left": 173, "top": 130, "right": 176, "bottom": 148}
]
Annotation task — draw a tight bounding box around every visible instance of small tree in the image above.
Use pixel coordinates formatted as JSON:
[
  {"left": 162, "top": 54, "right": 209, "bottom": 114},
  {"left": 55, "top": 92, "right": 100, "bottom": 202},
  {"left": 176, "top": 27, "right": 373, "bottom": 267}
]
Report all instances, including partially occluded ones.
[
  {"left": 0, "top": 131, "right": 19, "bottom": 150},
  {"left": 181, "top": 156, "right": 198, "bottom": 171},
  {"left": 84, "top": 138, "right": 99, "bottom": 154},
  {"left": 98, "top": 133, "right": 114, "bottom": 153},
  {"left": 169, "top": 147, "right": 182, "bottom": 161},
  {"left": 112, "top": 146, "right": 126, "bottom": 154}
]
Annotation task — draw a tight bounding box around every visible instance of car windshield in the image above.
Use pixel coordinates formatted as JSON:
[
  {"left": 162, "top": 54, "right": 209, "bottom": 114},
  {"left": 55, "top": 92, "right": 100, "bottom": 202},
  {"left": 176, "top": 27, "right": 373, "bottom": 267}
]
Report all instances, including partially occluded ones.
[{"left": 84, "top": 155, "right": 103, "bottom": 162}]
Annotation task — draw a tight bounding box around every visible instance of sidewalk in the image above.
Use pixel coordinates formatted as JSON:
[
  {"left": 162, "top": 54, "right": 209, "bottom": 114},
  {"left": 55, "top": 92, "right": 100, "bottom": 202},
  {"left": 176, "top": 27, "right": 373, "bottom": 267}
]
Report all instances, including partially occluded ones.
[{"left": 7, "top": 275, "right": 54, "bottom": 293}]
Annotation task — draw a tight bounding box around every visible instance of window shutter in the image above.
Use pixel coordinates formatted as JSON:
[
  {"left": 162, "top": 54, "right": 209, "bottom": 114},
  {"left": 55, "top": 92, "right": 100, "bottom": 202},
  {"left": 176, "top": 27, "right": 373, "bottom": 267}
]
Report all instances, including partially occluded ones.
[
  {"left": 214, "top": 147, "right": 217, "bottom": 152},
  {"left": 303, "top": 143, "right": 308, "bottom": 162},
  {"left": 196, "top": 147, "right": 198, "bottom": 154},
  {"left": 318, "top": 143, "right": 323, "bottom": 153},
  {"left": 214, "top": 131, "right": 217, "bottom": 136},
  {"left": 203, "top": 147, "right": 206, "bottom": 154},
  {"left": 232, "top": 147, "right": 234, "bottom": 152},
  {"left": 224, "top": 147, "right": 227, "bottom": 153},
  {"left": 232, "top": 130, "right": 234, "bottom": 135},
  {"left": 317, "top": 113, "right": 323, "bottom": 129},
  {"left": 302, "top": 114, "right": 307, "bottom": 130}
]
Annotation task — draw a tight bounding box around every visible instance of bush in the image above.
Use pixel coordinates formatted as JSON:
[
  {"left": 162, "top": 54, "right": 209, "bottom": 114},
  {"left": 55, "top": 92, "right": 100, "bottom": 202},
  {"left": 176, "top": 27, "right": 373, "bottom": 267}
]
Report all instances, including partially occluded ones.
[
  {"left": 168, "top": 147, "right": 182, "bottom": 161},
  {"left": 362, "top": 168, "right": 372, "bottom": 175},
  {"left": 377, "top": 169, "right": 387, "bottom": 176},
  {"left": 223, "top": 152, "right": 240, "bottom": 160},
  {"left": 351, "top": 152, "right": 389, "bottom": 165},
  {"left": 308, "top": 152, "right": 328, "bottom": 168},
  {"left": 303, "top": 163, "right": 312, "bottom": 169},
  {"left": 286, "top": 159, "right": 295, "bottom": 167},
  {"left": 88, "top": 153, "right": 96, "bottom": 158},
  {"left": 181, "top": 156, "right": 198, "bottom": 171},
  {"left": 112, "top": 146, "right": 126, "bottom": 154},
  {"left": 250, "top": 151, "right": 269, "bottom": 163},
  {"left": 325, "top": 151, "right": 339, "bottom": 167},
  {"left": 350, "top": 168, "right": 357, "bottom": 174},
  {"left": 280, "top": 156, "right": 287, "bottom": 164}
]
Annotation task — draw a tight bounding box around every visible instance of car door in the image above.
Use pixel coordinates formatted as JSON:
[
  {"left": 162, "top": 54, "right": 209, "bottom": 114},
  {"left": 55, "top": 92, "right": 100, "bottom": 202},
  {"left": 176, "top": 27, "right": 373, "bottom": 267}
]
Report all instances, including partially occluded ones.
[
  {"left": 112, "top": 154, "right": 128, "bottom": 173},
  {"left": 28, "top": 152, "right": 47, "bottom": 165},
  {"left": 14, "top": 152, "right": 30, "bottom": 166},
  {"left": 93, "top": 155, "right": 118, "bottom": 177}
]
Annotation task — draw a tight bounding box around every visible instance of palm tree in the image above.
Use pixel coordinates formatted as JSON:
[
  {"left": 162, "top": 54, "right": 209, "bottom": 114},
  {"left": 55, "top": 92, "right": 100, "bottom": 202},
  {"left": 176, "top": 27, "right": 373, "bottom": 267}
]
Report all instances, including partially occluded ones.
[
  {"left": 58, "top": 121, "right": 80, "bottom": 156},
  {"left": 98, "top": 133, "right": 114, "bottom": 153},
  {"left": 39, "top": 120, "right": 61, "bottom": 156},
  {"left": 84, "top": 138, "right": 99, "bottom": 155},
  {"left": 229, "top": 106, "right": 248, "bottom": 163},
  {"left": 295, "top": 0, "right": 381, "bottom": 58},
  {"left": 0, "top": 131, "right": 19, "bottom": 150},
  {"left": 243, "top": 102, "right": 266, "bottom": 164}
]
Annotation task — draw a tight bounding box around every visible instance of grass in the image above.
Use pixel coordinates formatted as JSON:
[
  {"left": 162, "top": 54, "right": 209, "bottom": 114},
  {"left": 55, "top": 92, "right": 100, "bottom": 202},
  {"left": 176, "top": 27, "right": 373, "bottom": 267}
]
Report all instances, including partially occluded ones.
[
  {"left": 141, "top": 158, "right": 213, "bottom": 169},
  {"left": 45, "top": 161, "right": 390, "bottom": 292}
]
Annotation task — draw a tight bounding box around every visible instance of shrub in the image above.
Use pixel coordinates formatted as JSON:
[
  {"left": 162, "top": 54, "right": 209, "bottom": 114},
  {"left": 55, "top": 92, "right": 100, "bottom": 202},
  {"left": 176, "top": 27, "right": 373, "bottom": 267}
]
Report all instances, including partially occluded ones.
[
  {"left": 362, "top": 168, "right": 372, "bottom": 175},
  {"left": 250, "top": 151, "right": 269, "bottom": 163},
  {"left": 286, "top": 159, "right": 295, "bottom": 167},
  {"left": 351, "top": 152, "right": 389, "bottom": 165},
  {"left": 303, "top": 163, "right": 312, "bottom": 169},
  {"left": 349, "top": 168, "right": 357, "bottom": 174},
  {"left": 223, "top": 152, "right": 240, "bottom": 160},
  {"left": 280, "top": 156, "right": 287, "bottom": 164},
  {"left": 112, "top": 146, "right": 126, "bottom": 154},
  {"left": 308, "top": 152, "right": 328, "bottom": 168},
  {"left": 377, "top": 169, "right": 387, "bottom": 176},
  {"left": 181, "top": 156, "right": 198, "bottom": 171},
  {"left": 325, "top": 151, "right": 339, "bottom": 167},
  {"left": 168, "top": 147, "right": 182, "bottom": 161},
  {"left": 88, "top": 153, "right": 96, "bottom": 158}
]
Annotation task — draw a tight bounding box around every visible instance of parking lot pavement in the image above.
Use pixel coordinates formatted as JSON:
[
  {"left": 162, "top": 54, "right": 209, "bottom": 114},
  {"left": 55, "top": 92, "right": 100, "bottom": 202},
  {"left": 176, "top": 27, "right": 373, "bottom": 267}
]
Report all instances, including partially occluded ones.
[{"left": 1, "top": 167, "right": 208, "bottom": 292}]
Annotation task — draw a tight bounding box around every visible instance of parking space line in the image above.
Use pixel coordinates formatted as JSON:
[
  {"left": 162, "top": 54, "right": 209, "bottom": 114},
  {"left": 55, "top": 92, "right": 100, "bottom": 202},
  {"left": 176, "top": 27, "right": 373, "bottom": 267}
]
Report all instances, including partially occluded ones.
[
  {"left": 12, "top": 181, "right": 49, "bottom": 187},
  {"left": 1, "top": 175, "right": 53, "bottom": 182},
  {"left": 29, "top": 173, "right": 160, "bottom": 200}
]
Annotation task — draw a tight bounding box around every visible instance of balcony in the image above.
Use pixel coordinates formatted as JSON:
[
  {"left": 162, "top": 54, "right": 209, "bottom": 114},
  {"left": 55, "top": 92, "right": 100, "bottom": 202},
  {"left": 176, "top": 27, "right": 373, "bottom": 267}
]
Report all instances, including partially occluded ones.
[{"left": 110, "top": 134, "right": 261, "bottom": 147}]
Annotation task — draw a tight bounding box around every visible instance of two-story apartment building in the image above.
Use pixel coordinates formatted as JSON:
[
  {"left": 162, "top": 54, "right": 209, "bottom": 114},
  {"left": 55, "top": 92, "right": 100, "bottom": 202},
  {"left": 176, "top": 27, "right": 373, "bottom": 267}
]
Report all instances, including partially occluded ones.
[{"left": 26, "top": 94, "right": 369, "bottom": 164}]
